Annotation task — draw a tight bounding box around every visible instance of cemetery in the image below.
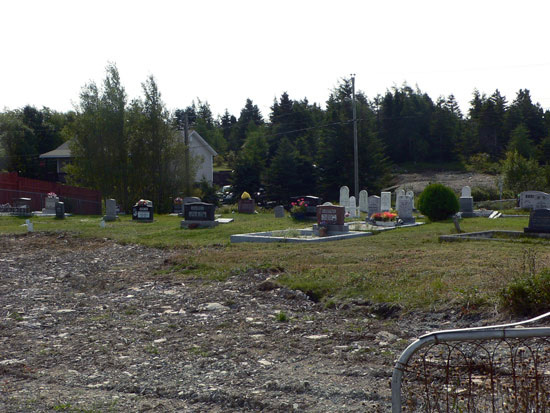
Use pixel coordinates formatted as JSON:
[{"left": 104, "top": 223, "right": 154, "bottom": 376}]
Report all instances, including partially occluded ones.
[{"left": 1, "top": 186, "right": 550, "bottom": 412}]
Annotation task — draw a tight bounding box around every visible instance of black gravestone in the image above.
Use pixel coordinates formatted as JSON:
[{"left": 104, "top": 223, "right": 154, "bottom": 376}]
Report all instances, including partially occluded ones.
[
  {"left": 132, "top": 204, "right": 153, "bottom": 222},
  {"left": 55, "top": 201, "right": 65, "bottom": 219},
  {"left": 524, "top": 209, "right": 550, "bottom": 233},
  {"left": 184, "top": 202, "right": 215, "bottom": 221}
]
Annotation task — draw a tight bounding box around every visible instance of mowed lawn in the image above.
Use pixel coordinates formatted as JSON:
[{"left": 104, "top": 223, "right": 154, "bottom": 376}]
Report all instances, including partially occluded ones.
[{"left": 3, "top": 211, "right": 548, "bottom": 311}]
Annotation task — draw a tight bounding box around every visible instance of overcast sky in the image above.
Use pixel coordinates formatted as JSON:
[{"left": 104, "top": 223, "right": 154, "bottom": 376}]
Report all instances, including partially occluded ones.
[{"left": 2, "top": 0, "right": 549, "bottom": 119}]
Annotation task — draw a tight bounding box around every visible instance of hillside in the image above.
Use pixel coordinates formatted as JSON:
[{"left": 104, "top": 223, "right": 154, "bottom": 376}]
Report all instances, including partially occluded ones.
[{"left": 393, "top": 170, "right": 499, "bottom": 194}]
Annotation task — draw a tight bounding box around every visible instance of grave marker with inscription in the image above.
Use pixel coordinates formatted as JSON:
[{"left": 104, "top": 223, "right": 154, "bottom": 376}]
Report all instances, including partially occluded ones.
[
  {"left": 368, "top": 195, "right": 381, "bottom": 216},
  {"left": 181, "top": 202, "right": 218, "bottom": 228},
  {"left": 519, "top": 191, "right": 550, "bottom": 210}
]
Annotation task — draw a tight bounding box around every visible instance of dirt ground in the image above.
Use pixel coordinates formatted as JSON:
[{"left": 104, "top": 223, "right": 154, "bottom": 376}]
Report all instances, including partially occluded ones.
[
  {"left": 0, "top": 233, "right": 491, "bottom": 412},
  {"left": 394, "top": 171, "right": 498, "bottom": 194}
]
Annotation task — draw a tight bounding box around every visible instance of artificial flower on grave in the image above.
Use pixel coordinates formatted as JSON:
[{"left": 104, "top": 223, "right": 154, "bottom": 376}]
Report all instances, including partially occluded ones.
[
  {"left": 241, "top": 191, "right": 251, "bottom": 200},
  {"left": 290, "top": 198, "right": 308, "bottom": 214},
  {"left": 47, "top": 192, "right": 57, "bottom": 198},
  {"left": 137, "top": 199, "right": 150, "bottom": 207},
  {"left": 370, "top": 211, "right": 397, "bottom": 222},
  {"left": 174, "top": 197, "right": 183, "bottom": 204}
]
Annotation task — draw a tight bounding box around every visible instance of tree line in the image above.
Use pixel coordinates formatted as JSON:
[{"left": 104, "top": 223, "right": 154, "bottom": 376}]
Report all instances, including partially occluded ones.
[{"left": 1, "top": 64, "right": 550, "bottom": 211}]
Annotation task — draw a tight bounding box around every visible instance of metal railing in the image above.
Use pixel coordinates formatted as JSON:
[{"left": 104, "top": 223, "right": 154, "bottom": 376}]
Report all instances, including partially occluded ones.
[{"left": 392, "top": 312, "right": 550, "bottom": 412}]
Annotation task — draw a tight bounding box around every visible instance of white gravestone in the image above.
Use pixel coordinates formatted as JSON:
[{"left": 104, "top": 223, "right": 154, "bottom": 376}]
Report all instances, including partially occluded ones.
[
  {"left": 395, "top": 189, "right": 405, "bottom": 211},
  {"left": 519, "top": 191, "right": 550, "bottom": 210},
  {"left": 381, "top": 192, "right": 391, "bottom": 212},
  {"left": 348, "top": 196, "right": 359, "bottom": 218},
  {"left": 339, "top": 186, "right": 349, "bottom": 209},
  {"left": 397, "top": 195, "right": 414, "bottom": 223},
  {"left": 461, "top": 186, "right": 471, "bottom": 198},
  {"left": 43, "top": 196, "right": 59, "bottom": 214},
  {"left": 359, "top": 190, "right": 368, "bottom": 213},
  {"left": 368, "top": 196, "right": 381, "bottom": 216},
  {"left": 406, "top": 190, "right": 415, "bottom": 210}
]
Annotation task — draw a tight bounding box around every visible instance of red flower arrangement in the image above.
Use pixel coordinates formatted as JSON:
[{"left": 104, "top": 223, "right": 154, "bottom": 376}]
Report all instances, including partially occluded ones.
[
  {"left": 371, "top": 211, "right": 397, "bottom": 222},
  {"left": 47, "top": 192, "right": 57, "bottom": 198},
  {"left": 137, "top": 199, "right": 150, "bottom": 207},
  {"left": 173, "top": 197, "right": 183, "bottom": 204},
  {"left": 290, "top": 198, "right": 308, "bottom": 214}
]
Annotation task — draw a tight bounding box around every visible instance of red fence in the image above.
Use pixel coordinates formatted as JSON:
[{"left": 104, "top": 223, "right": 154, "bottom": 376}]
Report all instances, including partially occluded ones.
[{"left": 0, "top": 172, "right": 102, "bottom": 215}]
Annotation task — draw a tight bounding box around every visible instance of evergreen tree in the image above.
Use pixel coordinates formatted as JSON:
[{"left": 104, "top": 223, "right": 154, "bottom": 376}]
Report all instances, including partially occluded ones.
[{"left": 228, "top": 99, "right": 263, "bottom": 152}]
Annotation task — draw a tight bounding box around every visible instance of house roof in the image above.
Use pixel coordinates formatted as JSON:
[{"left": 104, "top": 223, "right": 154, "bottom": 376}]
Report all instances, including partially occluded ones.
[
  {"left": 39, "top": 131, "right": 218, "bottom": 159},
  {"left": 39, "top": 141, "right": 72, "bottom": 159},
  {"left": 186, "top": 130, "right": 218, "bottom": 157}
]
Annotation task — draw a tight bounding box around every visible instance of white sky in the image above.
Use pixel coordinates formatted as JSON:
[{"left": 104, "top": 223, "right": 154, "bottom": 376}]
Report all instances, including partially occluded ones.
[{"left": 2, "top": 0, "right": 550, "bottom": 119}]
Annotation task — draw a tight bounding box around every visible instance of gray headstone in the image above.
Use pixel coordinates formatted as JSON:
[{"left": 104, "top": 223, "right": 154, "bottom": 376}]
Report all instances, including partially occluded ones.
[
  {"left": 397, "top": 195, "right": 414, "bottom": 222},
  {"left": 339, "top": 186, "right": 349, "bottom": 207},
  {"left": 359, "top": 190, "right": 368, "bottom": 213},
  {"left": 395, "top": 189, "right": 405, "bottom": 211},
  {"left": 381, "top": 192, "right": 391, "bottom": 212},
  {"left": 274, "top": 205, "right": 285, "bottom": 218},
  {"left": 459, "top": 197, "right": 474, "bottom": 214},
  {"left": 367, "top": 195, "right": 381, "bottom": 216},
  {"left": 104, "top": 199, "right": 117, "bottom": 221},
  {"left": 461, "top": 186, "right": 471, "bottom": 198},
  {"left": 44, "top": 196, "right": 59, "bottom": 213},
  {"left": 519, "top": 191, "right": 550, "bottom": 210}
]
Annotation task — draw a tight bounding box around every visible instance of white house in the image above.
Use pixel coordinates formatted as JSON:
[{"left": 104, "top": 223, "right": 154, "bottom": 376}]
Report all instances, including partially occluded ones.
[
  {"left": 39, "top": 130, "right": 217, "bottom": 184},
  {"left": 184, "top": 130, "right": 218, "bottom": 184}
]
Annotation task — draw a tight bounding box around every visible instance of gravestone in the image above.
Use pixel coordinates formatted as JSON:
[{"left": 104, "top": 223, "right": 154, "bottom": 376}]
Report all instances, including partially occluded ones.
[
  {"left": 459, "top": 186, "right": 474, "bottom": 217},
  {"left": 524, "top": 209, "right": 550, "bottom": 234},
  {"left": 183, "top": 197, "right": 201, "bottom": 205},
  {"left": 395, "top": 189, "right": 405, "bottom": 211},
  {"left": 406, "top": 190, "right": 415, "bottom": 210},
  {"left": 274, "top": 205, "right": 285, "bottom": 218},
  {"left": 519, "top": 191, "right": 550, "bottom": 210},
  {"left": 43, "top": 196, "right": 59, "bottom": 214},
  {"left": 397, "top": 195, "right": 414, "bottom": 223},
  {"left": 181, "top": 202, "right": 218, "bottom": 228},
  {"left": 339, "top": 186, "right": 349, "bottom": 208},
  {"left": 172, "top": 198, "right": 183, "bottom": 215},
  {"left": 359, "top": 190, "right": 368, "bottom": 213},
  {"left": 104, "top": 199, "right": 117, "bottom": 222},
  {"left": 348, "top": 196, "right": 359, "bottom": 217},
  {"left": 14, "top": 198, "right": 32, "bottom": 217},
  {"left": 368, "top": 195, "right": 381, "bottom": 216},
  {"left": 238, "top": 199, "right": 255, "bottom": 214},
  {"left": 26, "top": 219, "right": 33, "bottom": 232},
  {"left": 132, "top": 200, "right": 153, "bottom": 222},
  {"left": 55, "top": 201, "right": 65, "bottom": 219},
  {"left": 314, "top": 205, "right": 348, "bottom": 235},
  {"left": 381, "top": 192, "right": 391, "bottom": 212}
]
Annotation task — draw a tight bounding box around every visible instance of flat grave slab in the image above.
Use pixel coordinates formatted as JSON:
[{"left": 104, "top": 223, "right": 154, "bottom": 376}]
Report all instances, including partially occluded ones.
[{"left": 230, "top": 228, "right": 372, "bottom": 243}]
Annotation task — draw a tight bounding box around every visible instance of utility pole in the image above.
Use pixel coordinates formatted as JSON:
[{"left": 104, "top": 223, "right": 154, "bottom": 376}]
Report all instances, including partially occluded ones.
[
  {"left": 351, "top": 74, "right": 359, "bottom": 199},
  {"left": 184, "top": 112, "right": 191, "bottom": 195}
]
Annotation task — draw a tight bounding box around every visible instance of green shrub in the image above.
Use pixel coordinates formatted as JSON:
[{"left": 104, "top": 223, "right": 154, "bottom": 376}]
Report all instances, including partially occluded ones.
[
  {"left": 417, "top": 183, "right": 459, "bottom": 221},
  {"left": 500, "top": 270, "right": 550, "bottom": 316}
]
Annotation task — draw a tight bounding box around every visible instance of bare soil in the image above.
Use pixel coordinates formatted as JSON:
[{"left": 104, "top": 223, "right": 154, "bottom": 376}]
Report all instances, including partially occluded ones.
[
  {"left": 394, "top": 171, "right": 498, "bottom": 194},
  {"left": 1, "top": 233, "right": 490, "bottom": 412}
]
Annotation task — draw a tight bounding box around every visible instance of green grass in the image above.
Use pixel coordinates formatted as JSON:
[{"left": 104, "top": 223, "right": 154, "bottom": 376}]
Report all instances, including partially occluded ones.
[{"left": 3, "top": 211, "right": 549, "bottom": 312}]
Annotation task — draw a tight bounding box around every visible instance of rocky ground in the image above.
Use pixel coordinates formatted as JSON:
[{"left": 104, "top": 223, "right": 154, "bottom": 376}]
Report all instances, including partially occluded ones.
[
  {"left": 0, "top": 233, "right": 488, "bottom": 412},
  {"left": 394, "top": 171, "right": 498, "bottom": 194}
]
